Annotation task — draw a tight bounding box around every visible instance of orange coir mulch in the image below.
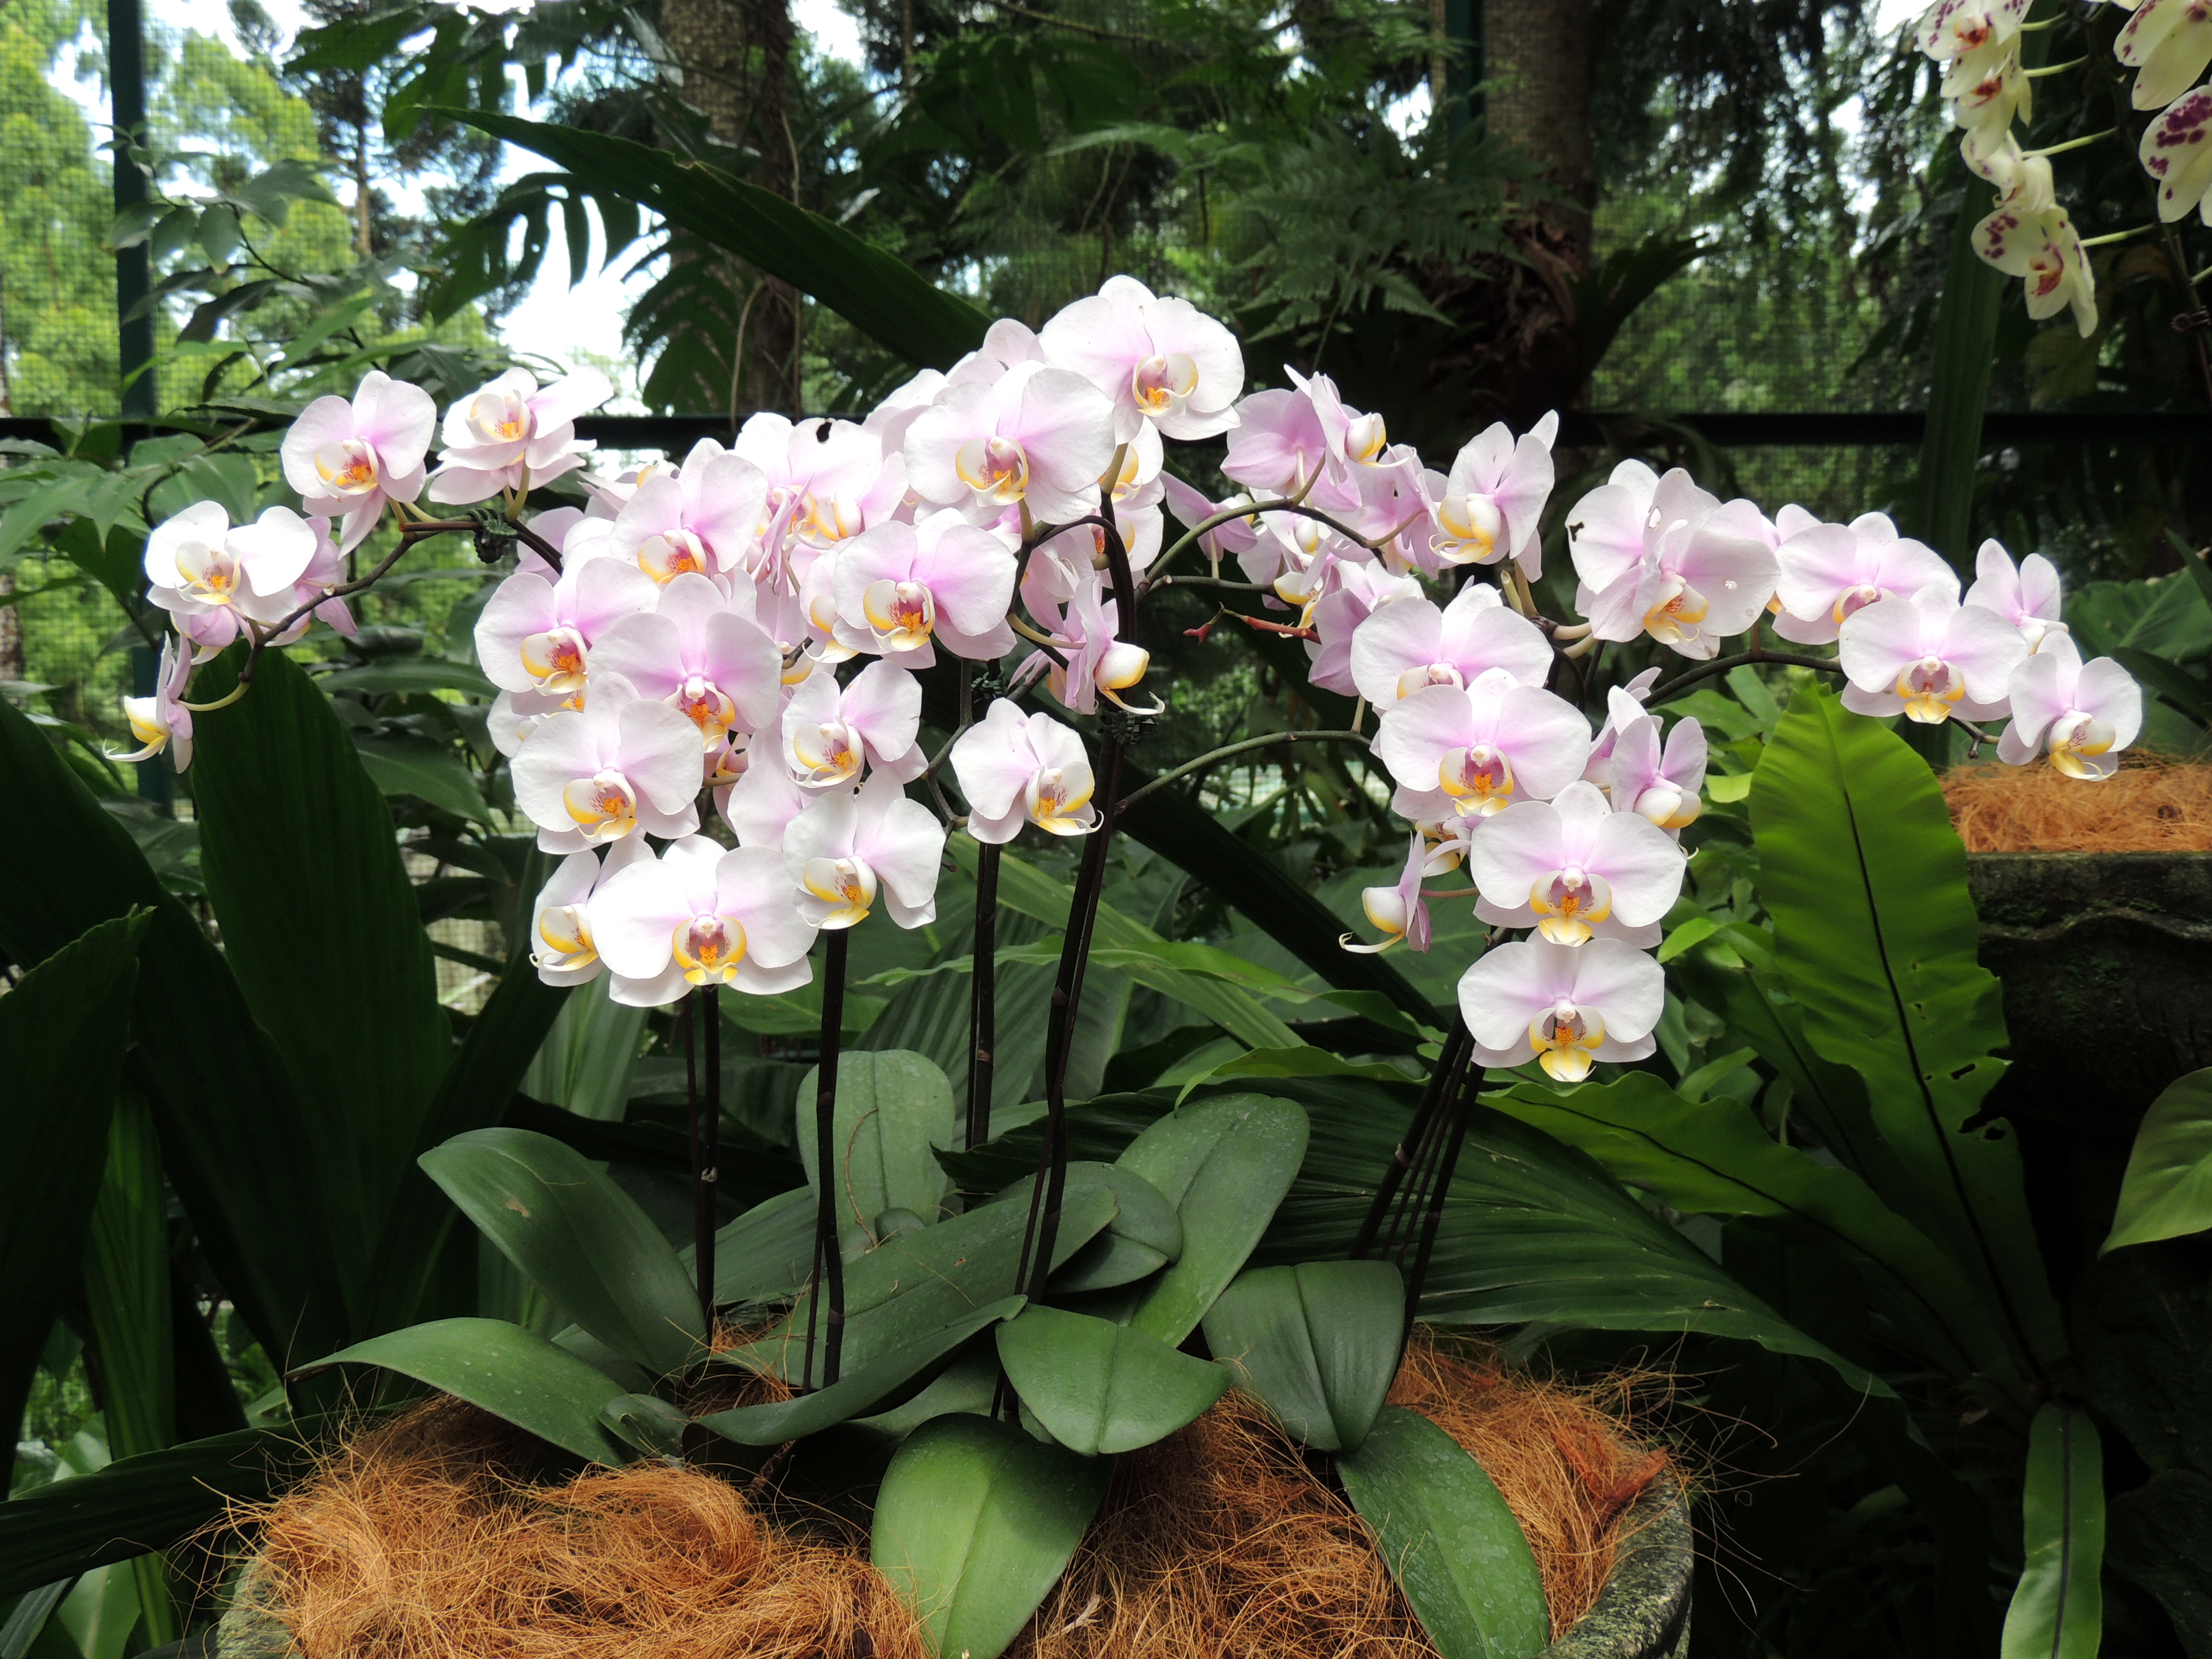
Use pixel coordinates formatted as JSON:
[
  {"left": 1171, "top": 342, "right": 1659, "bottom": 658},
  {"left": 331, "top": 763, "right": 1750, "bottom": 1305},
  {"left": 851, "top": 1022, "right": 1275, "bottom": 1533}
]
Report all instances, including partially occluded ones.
[
  {"left": 1943, "top": 755, "right": 2212, "bottom": 852},
  {"left": 226, "top": 1330, "right": 1674, "bottom": 1659}
]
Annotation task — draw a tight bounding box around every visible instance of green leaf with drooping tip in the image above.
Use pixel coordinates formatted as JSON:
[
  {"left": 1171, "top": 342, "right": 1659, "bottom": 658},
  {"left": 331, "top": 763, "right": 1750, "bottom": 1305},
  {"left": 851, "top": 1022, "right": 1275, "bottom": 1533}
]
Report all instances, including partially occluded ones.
[
  {"left": 996, "top": 1304, "right": 1229, "bottom": 1456},
  {"left": 871, "top": 1413, "right": 1110, "bottom": 1659},
  {"left": 1048, "top": 1164, "right": 1181, "bottom": 1293},
  {"left": 301, "top": 1318, "right": 633, "bottom": 1467},
  {"left": 1338, "top": 1406, "right": 1550, "bottom": 1659},
  {"left": 1202, "top": 1260, "right": 1403, "bottom": 1452},
  {"left": 2104, "top": 1070, "right": 2212, "bottom": 1255}
]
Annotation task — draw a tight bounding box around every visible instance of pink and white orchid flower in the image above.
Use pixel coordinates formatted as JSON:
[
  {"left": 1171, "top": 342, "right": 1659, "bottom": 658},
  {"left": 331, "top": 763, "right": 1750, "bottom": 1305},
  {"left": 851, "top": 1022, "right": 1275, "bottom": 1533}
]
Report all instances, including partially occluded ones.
[
  {"left": 1581, "top": 667, "right": 1662, "bottom": 787},
  {"left": 142, "top": 501, "right": 318, "bottom": 648},
  {"left": 589, "top": 572, "right": 783, "bottom": 748},
  {"left": 833, "top": 510, "right": 1018, "bottom": 668},
  {"left": 1021, "top": 564, "right": 1157, "bottom": 716},
  {"left": 1838, "top": 582, "right": 2028, "bottom": 725},
  {"left": 1600, "top": 699, "right": 1709, "bottom": 832},
  {"left": 1426, "top": 413, "right": 1559, "bottom": 575},
  {"left": 904, "top": 361, "right": 1117, "bottom": 527},
  {"left": 475, "top": 549, "right": 659, "bottom": 696},
  {"left": 609, "top": 440, "right": 771, "bottom": 581},
  {"left": 734, "top": 413, "right": 887, "bottom": 552},
  {"left": 1570, "top": 466, "right": 1779, "bottom": 659},
  {"left": 950, "top": 699, "right": 1101, "bottom": 843},
  {"left": 1040, "top": 274, "right": 1245, "bottom": 442},
  {"left": 781, "top": 772, "right": 947, "bottom": 929},
  {"left": 510, "top": 673, "right": 705, "bottom": 852},
  {"left": 1373, "top": 670, "right": 1593, "bottom": 819},
  {"left": 1343, "top": 832, "right": 1433, "bottom": 955},
  {"left": 278, "top": 519, "right": 359, "bottom": 642},
  {"left": 114, "top": 634, "right": 195, "bottom": 772},
  {"left": 1964, "top": 538, "right": 2067, "bottom": 653},
  {"left": 280, "top": 370, "right": 437, "bottom": 550},
  {"left": 1349, "top": 579, "right": 1555, "bottom": 706},
  {"left": 781, "top": 659, "right": 924, "bottom": 789},
  {"left": 2117, "top": 0, "right": 2212, "bottom": 111},
  {"left": 590, "top": 836, "right": 818, "bottom": 1006},
  {"left": 1998, "top": 634, "right": 2144, "bottom": 779},
  {"left": 427, "top": 366, "right": 612, "bottom": 503},
  {"left": 1457, "top": 935, "right": 1666, "bottom": 1082},
  {"left": 1307, "top": 561, "right": 1424, "bottom": 697},
  {"left": 524, "top": 836, "right": 653, "bottom": 987},
  {"left": 1466, "top": 781, "right": 1685, "bottom": 948},
  {"left": 1221, "top": 387, "right": 1333, "bottom": 497},
  {"left": 1772, "top": 511, "right": 1956, "bottom": 646}
]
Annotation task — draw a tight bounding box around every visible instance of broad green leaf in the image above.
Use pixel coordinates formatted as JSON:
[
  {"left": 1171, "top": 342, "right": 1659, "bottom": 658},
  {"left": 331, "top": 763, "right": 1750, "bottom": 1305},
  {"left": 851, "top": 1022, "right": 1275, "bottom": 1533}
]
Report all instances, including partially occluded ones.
[
  {"left": 0, "top": 915, "right": 142, "bottom": 1453},
  {"left": 0, "top": 696, "right": 348, "bottom": 1372},
  {"left": 796, "top": 1049, "right": 959, "bottom": 1231},
  {"left": 749, "top": 1174, "right": 1117, "bottom": 1380},
  {"left": 302, "top": 1318, "right": 632, "bottom": 1466},
  {"left": 700, "top": 1297, "right": 1024, "bottom": 1446},
  {"left": 82, "top": 1091, "right": 175, "bottom": 1464},
  {"left": 1177, "top": 1043, "right": 1415, "bottom": 1102},
  {"left": 2104, "top": 1070, "right": 2212, "bottom": 1254},
  {"left": 319, "top": 657, "right": 497, "bottom": 699},
  {"left": 1337, "top": 1405, "right": 1549, "bottom": 1659},
  {"left": 2000, "top": 1404, "right": 2104, "bottom": 1659},
  {"left": 522, "top": 972, "right": 648, "bottom": 1121},
  {"left": 0, "top": 1429, "right": 312, "bottom": 1598},
  {"left": 1118, "top": 1094, "right": 1309, "bottom": 1345},
  {"left": 454, "top": 113, "right": 990, "bottom": 370},
  {"left": 1201, "top": 1260, "right": 1403, "bottom": 1451},
  {"left": 351, "top": 729, "right": 491, "bottom": 823},
  {"left": 1752, "top": 688, "right": 2063, "bottom": 1369},
  {"left": 996, "top": 1305, "right": 1229, "bottom": 1456},
  {"left": 1489, "top": 1073, "right": 2017, "bottom": 1400},
  {"left": 420, "top": 1129, "right": 704, "bottom": 1375},
  {"left": 871, "top": 1414, "right": 1109, "bottom": 1659},
  {"left": 192, "top": 647, "right": 452, "bottom": 1321},
  {"left": 693, "top": 1187, "right": 818, "bottom": 1309},
  {"left": 1050, "top": 1164, "right": 1181, "bottom": 1293}
]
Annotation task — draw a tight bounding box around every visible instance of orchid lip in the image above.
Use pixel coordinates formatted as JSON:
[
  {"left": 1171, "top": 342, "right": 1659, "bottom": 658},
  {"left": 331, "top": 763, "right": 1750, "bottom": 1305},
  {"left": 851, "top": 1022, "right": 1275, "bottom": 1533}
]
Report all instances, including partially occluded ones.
[
  {"left": 561, "top": 771, "right": 638, "bottom": 841},
  {"left": 673, "top": 914, "right": 748, "bottom": 984}
]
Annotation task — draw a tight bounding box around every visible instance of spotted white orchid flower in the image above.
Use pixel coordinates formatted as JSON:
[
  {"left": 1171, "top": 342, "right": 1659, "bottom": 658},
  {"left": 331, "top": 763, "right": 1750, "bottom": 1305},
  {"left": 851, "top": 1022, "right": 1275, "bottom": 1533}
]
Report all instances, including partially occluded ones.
[
  {"left": 589, "top": 573, "right": 783, "bottom": 749},
  {"left": 1041, "top": 274, "right": 1246, "bottom": 442},
  {"left": 1973, "top": 198, "right": 2097, "bottom": 338},
  {"left": 280, "top": 370, "right": 437, "bottom": 551},
  {"left": 1426, "top": 412, "right": 1560, "bottom": 575},
  {"left": 1999, "top": 634, "right": 2144, "bottom": 779},
  {"left": 2117, "top": 0, "right": 2212, "bottom": 111},
  {"left": 1838, "top": 583, "right": 2028, "bottom": 725},
  {"left": 1964, "top": 539, "right": 2068, "bottom": 654},
  {"left": 524, "top": 836, "right": 654, "bottom": 987},
  {"left": 950, "top": 699, "right": 1101, "bottom": 844},
  {"left": 2140, "top": 87, "right": 2212, "bottom": 225},
  {"left": 1914, "top": 0, "right": 2029, "bottom": 64},
  {"left": 1772, "top": 510, "right": 1956, "bottom": 646},
  {"left": 833, "top": 510, "right": 1018, "bottom": 668},
  {"left": 509, "top": 673, "right": 705, "bottom": 852},
  {"left": 1342, "top": 832, "right": 1433, "bottom": 955},
  {"left": 113, "top": 634, "right": 195, "bottom": 771},
  {"left": 590, "top": 836, "right": 819, "bottom": 1005},
  {"left": 1466, "top": 781, "right": 1685, "bottom": 949},
  {"left": 142, "top": 501, "right": 318, "bottom": 650},
  {"left": 428, "top": 366, "right": 611, "bottom": 504},
  {"left": 782, "top": 772, "right": 947, "bottom": 930},
  {"left": 904, "top": 360, "right": 1117, "bottom": 527},
  {"left": 781, "top": 659, "right": 925, "bottom": 790},
  {"left": 1349, "top": 579, "right": 1555, "bottom": 706},
  {"left": 1458, "top": 935, "right": 1665, "bottom": 1082},
  {"left": 1373, "top": 669, "right": 1593, "bottom": 820}
]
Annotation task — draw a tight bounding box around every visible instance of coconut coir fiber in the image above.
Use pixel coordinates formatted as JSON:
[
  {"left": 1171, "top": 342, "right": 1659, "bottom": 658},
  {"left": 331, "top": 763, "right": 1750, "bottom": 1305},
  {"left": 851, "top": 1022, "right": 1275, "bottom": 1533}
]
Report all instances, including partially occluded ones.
[
  {"left": 1943, "top": 755, "right": 2212, "bottom": 852},
  {"left": 231, "top": 1331, "right": 1670, "bottom": 1659}
]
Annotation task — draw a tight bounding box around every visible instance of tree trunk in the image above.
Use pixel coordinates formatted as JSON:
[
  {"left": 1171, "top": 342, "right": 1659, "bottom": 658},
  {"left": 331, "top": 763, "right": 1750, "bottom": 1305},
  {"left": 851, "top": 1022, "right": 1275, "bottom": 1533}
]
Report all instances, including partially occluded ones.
[
  {"left": 1484, "top": 0, "right": 1595, "bottom": 258},
  {"left": 658, "top": 0, "right": 802, "bottom": 418}
]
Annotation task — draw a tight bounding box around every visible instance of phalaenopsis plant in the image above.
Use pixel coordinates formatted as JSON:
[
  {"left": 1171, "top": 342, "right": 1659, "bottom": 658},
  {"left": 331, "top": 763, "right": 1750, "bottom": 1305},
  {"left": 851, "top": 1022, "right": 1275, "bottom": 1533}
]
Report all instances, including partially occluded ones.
[{"left": 116, "top": 271, "right": 2145, "bottom": 1392}]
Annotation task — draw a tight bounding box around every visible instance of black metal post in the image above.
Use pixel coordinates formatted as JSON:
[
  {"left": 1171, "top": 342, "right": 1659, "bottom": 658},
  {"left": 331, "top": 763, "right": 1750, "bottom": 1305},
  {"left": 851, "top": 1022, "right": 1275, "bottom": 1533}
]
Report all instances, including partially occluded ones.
[
  {"left": 692, "top": 986, "right": 720, "bottom": 1334},
  {"left": 802, "top": 930, "right": 850, "bottom": 1390},
  {"left": 966, "top": 842, "right": 1001, "bottom": 1149}
]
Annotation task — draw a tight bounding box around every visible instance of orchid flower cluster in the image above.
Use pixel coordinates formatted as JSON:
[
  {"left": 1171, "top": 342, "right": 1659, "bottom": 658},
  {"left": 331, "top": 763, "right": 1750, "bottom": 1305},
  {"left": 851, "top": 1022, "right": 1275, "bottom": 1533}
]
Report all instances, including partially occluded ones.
[
  {"left": 1920, "top": 0, "right": 2212, "bottom": 338},
  {"left": 116, "top": 273, "right": 2142, "bottom": 1093}
]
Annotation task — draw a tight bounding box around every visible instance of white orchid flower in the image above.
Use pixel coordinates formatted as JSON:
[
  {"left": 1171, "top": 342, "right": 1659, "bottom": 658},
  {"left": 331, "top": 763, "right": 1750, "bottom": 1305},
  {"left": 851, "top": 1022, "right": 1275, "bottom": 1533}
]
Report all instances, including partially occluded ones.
[
  {"left": 1349, "top": 579, "right": 1554, "bottom": 706},
  {"left": 428, "top": 366, "right": 612, "bottom": 504},
  {"left": 1570, "top": 466, "right": 1778, "bottom": 659},
  {"left": 1457, "top": 935, "right": 1666, "bottom": 1082},
  {"left": 279, "top": 370, "right": 437, "bottom": 551},
  {"left": 781, "top": 659, "right": 925, "bottom": 790},
  {"left": 1914, "top": 0, "right": 2029, "bottom": 64},
  {"left": 589, "top": 572, "right": 783, "bottom": 749},
  {"left": 1580, "top": 667, "right": 1663, "bottom": 789},
  {"left": 525, "top": 836, "right": 653, "bottom": 987},
  {"left": 1342, "top": 832, "right": 1433, "bottom": 956},
  {"left": 833, "top": 510, "right": 1018, "bottom": 668},
  {"left": 113, "top": 634, "right": 194, "bottom": 772},
  {"left": 1838, "top": 582, "right": 2029, "bottom": 725},
  {"left": 1772, "top": 510, "right": 1956, "bottom": 646},
  {"left": 1601, "top": 699, "right": 1709, "bottom": 833},
  {"left": 950, "top": 699, "right": 1100, "bottom": 844},
  {"left": 142, "top": 501, "right": 318, "bottom": 649},
  {"left": 734, "top": 412, "right": 887, "bottom": 553},
  {"left": 1427, "top": 412, "right": 1560, "bottom": 575},
  {"left": 475, "top": 548, "right": 658, "bottom": 697},
  {"left": 1039, "top": 274, "right": 1246, "bottom": 442},
  {"left": 904, "top": 360, "right": 1117, "bottom": 526},
  {"left": 610, "top": 439, "right": 771, "bottom": 581},
  {"left": 1373, "top": 668, "right": 1593, "bottom": 819},
  {"left": 509, "top": 672, "right": 705, "bottom": 852},
  {"left": 1972, "top": 200, "right": 2097, "bottom": 338},
  {"left": 2117, "top": 0, "right": 2212, "bottom": 110},
  {"left": 590, "top": 836, "right": 818, "bottom": 1006},
  {"left": 1998, "top": 635, "right": 2144, "bottom": 779},
  {"left": 782, "top": 773, "right": 947, "bottom": 930},
  {"left": 1963, "top": 539, "right": 2068, "bottom": 654},
  {"left": 1307, "top": 560, "right": 1424, "bottom": 698},
  {"left": 1466, "top": 781, "right": 1686, "bottom": 949}
]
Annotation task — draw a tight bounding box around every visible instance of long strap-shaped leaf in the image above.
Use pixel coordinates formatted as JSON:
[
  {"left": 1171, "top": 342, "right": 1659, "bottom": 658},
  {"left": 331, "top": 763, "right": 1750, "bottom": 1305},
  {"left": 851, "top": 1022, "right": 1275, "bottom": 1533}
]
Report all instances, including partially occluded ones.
[
  {"left": 2002, "top": 1404, "right": 2105, "bottom": 1659},
  {"left": 450, "top": 111, "right": 991, "bottom": 371},
  {"left": 1751, "top": 688, "right": 2066, "bottom": 1376}
]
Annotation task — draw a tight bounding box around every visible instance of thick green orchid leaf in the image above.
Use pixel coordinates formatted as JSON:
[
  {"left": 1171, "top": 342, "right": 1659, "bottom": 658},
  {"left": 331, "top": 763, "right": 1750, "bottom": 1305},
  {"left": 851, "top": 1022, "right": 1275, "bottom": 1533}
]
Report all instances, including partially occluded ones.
[
  {"left": 1201, "top": 1260, "right": 1403, "bottom": 1452},
  {"left": 1050, "top": 1164, "right": 1181, "bottom": 1293},
  {"left": 871, "top": 1414, "right": 1109, "bottom": 1659},
  {"left": 1337, "top": 1406, "right": 1550, "bottom": 1659},
  {"left": 996, "top": 1304, "right": 1228, "bottom": 1456},
  {"left": 796, "top": 1049, "right": 960, "bottom": 1233}
]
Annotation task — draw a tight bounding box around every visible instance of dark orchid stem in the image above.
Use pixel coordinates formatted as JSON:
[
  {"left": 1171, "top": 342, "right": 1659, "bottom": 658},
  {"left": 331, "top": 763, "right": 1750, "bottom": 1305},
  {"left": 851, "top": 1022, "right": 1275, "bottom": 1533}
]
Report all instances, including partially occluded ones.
[
  {"left": 967, "top": 841, "right": 1001, "bottom": 1149},
  {"left": 696, "top": 986, "right": 720, "bottom": 1335},
  {"left": 680, "top": 993, "right": 705, "bottom": 1327},
  {"left": 1352, "top": 1016, "right": 1470, "bottom": 1259},
  {"left": 1401, "top": 1060, "right": 1483, "bottom": 1351},
  {"left": 803, "top": 929, "right": 851, "bottom": 1391}
]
